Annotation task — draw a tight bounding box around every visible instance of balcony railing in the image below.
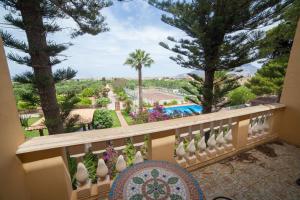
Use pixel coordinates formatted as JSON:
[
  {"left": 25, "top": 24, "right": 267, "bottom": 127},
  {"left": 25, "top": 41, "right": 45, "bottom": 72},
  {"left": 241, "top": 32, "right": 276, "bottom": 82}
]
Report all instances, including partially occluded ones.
[{"left": 16, "top": 103, "right": 285, "bottom": 199}]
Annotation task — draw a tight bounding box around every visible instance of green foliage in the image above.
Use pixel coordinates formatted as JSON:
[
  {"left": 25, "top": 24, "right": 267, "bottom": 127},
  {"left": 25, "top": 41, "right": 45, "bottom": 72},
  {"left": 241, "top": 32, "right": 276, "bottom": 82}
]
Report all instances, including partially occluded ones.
[
  {"left": 124, "top": 99, "right": 133, "bottom": 114},
  {"left": 109, "top": 110, "right": 121, "bottom": 128},
  {"left": 143, "top": 101, "right": 152, "bottom": 108},
  {"left": 111, "top": 78, "right": 128, "bottom": 94},
  {"left": 183, "top": 71, "right": 240, "bottom": 111},
  {"left": 58, "top": 93, "right": 81, "bottom": 133},
  {"left": 169, "top": 99, "right": 178, "bottom": 105},
  {"left": 83, "top": 152, "right": 98, "bottom": 183},
  {"left": 76, "top": 97, "right": 92, "bottom": 107},
  {"left": 56, "top": 80, "right": 105, "bottom": 95},
  {"left": 227, "top": 86, "right": 256, "bottom": 106},
  {"left": 1, "top": 0, "right": 112, "bottom": 133},
  {"left": 67, "top": 155, "right": 77, "bottom": 189},
  {"left": 124, "top": 49, "right": 154, "bottom": 70},
  {"left": 248, "top": 0, "right": 300, "bottom": 98},
  {"left": 149, "top": 0, "right": 290, "bottom": 113},
  {"left": 96, "top": 97, "right": 111, "bottom": 107},
  {"left": 116, "top": 91, "right": 128, "bottom": 101},
  {"left": 245, "top": 59, "right": 287, "bottom": 96},
  {"left": 81, "top": 88, "right": 94, "bottom": 97},
  {"left": 123, "top": 140, "right": 136, "bottom": 166},
  {"left": 92, "top": 109, "right": 113, "bottom": 129},
  {"left": 121, "top": 111, "right": 135, "bottom": 125},
  {"left": 124, "top": 49, "right": 154, "bottom": 111},
  {"left": 19, "top": 115, "right": 29, "bottom": 127},
  {"left": 17, "top": 101, "right": 38, "bottom": 110}
]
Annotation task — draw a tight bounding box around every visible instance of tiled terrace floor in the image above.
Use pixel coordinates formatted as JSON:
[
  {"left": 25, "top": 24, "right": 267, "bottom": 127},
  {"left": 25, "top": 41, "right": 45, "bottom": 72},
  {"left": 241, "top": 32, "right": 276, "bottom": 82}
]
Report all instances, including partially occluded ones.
[{"left": 191, "top": 141, "right": 300, "bottom": 200}]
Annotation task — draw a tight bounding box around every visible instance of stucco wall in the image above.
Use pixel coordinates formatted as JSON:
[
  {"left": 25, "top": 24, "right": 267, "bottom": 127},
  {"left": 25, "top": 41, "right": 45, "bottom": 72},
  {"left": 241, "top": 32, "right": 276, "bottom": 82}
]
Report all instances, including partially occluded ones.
[
  {"left": 0, "top": 38, "right": 29, "bottom": 199},
  {"left": 279, "top": 19, "right": 300, "bottom": 145}
]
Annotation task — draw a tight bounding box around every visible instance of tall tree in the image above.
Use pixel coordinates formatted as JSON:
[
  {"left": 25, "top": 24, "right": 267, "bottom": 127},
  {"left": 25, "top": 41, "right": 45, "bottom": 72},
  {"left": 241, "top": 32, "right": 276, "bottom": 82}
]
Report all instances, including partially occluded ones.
[
  {"left": 183, "top": 71, "right": 240, "bottom": 111},
  {"left": 124, "top": 49, "right": 154, "bottom": 112},
  {"left": 246, "top": 0, "right": 300, "bottom": 99},
  {"left": 149, "top": 0, "right": 293, "bottom": 113},
  {"left": 13, "top": 67, "right": 77, "bottom": 106},
  {"left": 0, "top": 0, "right": 112, "bottom": 134}
]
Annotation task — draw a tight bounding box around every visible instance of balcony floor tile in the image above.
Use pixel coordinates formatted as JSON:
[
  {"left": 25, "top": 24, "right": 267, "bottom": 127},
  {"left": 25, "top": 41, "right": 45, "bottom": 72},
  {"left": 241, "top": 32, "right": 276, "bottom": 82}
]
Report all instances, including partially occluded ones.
[{"left": 191, "top": 141, "right": 300, "bottom": 200}]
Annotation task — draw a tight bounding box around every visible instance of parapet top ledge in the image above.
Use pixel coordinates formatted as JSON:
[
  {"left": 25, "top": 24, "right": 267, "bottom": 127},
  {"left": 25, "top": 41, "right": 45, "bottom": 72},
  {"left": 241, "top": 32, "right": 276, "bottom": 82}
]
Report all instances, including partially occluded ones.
[{"left": 16, "top": 103, "right": 285, "bottom": 155}]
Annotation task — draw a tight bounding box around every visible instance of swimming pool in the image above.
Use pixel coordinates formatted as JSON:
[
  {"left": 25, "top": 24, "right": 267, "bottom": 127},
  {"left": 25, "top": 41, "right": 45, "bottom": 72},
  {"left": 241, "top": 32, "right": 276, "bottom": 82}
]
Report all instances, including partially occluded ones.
[{"left": 163, "top": 104, "right": 203, "bottom": 115}]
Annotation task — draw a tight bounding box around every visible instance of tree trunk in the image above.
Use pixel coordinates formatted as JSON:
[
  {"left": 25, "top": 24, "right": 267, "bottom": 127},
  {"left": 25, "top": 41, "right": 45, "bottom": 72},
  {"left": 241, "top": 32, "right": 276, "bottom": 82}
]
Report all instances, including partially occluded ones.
[
  {"left": 19, "top": 1, "right": 64, "bottom": 134},
  {"left": 138, "top": 67, "right": 143, "bottom": 113},
  {"left": 202, "top": 70, "right": 215, "bottom": 113}
]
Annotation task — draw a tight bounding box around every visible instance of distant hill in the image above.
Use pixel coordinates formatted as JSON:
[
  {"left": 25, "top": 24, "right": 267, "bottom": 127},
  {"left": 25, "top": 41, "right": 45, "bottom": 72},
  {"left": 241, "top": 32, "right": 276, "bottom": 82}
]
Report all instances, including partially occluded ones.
[{"left": 176, "top": 63, "right": 260, "bottom": 78}]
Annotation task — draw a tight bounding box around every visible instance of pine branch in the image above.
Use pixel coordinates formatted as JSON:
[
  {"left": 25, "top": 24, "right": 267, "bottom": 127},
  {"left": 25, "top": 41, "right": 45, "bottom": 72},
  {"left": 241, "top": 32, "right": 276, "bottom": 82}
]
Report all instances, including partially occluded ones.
[
  {"left": 0, "top": 30, "right": 29, "bottom": 52},
  {"left": 53, "top": 67, "right": 77, "bottom": 83},
  {"left": 7, "top": 53, "right": 32, "bottom": 66}
]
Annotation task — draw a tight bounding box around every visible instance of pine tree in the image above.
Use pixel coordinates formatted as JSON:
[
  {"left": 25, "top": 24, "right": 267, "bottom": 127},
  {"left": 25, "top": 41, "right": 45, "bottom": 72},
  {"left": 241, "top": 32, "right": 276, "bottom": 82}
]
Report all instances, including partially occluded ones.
[
  {"left": 183, "top": 71, "right": 240, "bottom": 111},
  {"left": 0, "top": 0, "right": 112, "bottom": 134},
  {"left": 149, "top": 0, "right": 293, "bottom": 113},
  {"left": 13, "top": 67, "right": 77, "bottom": 107},
  {"left": 246, "top": 0, "right": 299, "bottom": 99}
]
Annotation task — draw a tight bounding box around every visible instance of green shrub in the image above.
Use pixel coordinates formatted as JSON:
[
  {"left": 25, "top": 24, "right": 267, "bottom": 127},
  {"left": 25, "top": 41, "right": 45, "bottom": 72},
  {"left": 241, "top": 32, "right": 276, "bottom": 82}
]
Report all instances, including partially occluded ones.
[
  {"left": 96, "top": 97, "right": 111, "bottom": 107},
  {"left": 81, "top": 88, "right": 94, "bottom": 97},
  {"left": 169, "top": 99, "right": 178, "bottom": 105},
  {"left": 117, "top": 91, "right": 128, "bottom": 101},
  {"left": 227, "top": 86, "right": 256, "bottom": 106},
  {"left": 124, "top": 99, "right": 133, "bottom": 114},
  {"left": 76, "top": 97, "right": 92, "bottom": 106},
  {"left": 17, "top": 101, "right": 37, "bottom": 110},
  {"left": 92, "top": 109, "right": 113, "bottom": 129}
]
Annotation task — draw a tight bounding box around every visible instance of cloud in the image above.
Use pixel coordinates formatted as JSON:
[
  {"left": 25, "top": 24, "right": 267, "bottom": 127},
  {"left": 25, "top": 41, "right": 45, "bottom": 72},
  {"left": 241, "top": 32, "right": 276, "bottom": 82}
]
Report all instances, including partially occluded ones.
[{"left": 3, "top": 2, "right": 191, "bottom": 78}]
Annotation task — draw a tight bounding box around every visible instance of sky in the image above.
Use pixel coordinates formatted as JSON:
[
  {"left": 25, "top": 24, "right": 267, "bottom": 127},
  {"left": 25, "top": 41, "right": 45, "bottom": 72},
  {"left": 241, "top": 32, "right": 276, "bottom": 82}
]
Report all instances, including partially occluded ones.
[{"left": 1, "top": 1, "right": 193, "bottom": 79}]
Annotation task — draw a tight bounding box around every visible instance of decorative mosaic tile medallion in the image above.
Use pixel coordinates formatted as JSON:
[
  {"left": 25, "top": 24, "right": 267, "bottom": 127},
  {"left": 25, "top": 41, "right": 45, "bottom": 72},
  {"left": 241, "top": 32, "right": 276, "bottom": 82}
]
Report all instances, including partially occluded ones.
[{"left": 109, "top": 160, "right": 205, "bottom": 200}]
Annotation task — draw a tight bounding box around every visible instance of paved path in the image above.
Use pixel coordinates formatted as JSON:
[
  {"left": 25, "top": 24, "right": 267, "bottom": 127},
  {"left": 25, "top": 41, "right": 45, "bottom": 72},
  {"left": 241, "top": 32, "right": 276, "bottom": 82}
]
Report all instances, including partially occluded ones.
[
  {"left": 116, "top": 110, "right": 128, "bottom": 127},
  {"left": 107, "top": 88, "right": 116, "bottom": 110}
]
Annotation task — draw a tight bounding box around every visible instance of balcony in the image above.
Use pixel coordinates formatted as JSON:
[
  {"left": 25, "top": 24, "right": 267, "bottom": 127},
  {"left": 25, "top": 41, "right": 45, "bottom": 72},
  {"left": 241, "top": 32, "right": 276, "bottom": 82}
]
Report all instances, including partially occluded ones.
[
  {"left": 1, "top": 18, "right": 300, "bottom": 200},
  {"left": 15, "top": 103, "right": 286, "bottom": 199}
]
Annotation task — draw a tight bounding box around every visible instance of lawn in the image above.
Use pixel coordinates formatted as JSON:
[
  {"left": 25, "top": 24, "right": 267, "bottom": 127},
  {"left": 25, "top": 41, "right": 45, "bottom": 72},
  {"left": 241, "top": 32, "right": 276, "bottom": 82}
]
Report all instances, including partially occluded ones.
[
  {"left": 121, "top": 111, "right": 135, "bottom": 125},
  {"left": 109, "top": 110, "right": 121, "bottom": 128},
  {"left": 23, "top": 117, "right": 49, "bottom": 138},
  {"left": 23, "top": 110, "right": 120, "bottom": 138}
]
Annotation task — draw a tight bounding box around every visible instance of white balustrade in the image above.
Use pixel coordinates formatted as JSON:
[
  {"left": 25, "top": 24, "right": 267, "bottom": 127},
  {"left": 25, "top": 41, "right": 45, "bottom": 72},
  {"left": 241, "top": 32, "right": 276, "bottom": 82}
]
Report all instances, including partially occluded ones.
[
  {"left": 133, "top": 151, "right": 144, "bottom": 164},
  {"left": 116, "top": 155, "right": 127, "bottom": 172},
  {"left": 76, "top": 162, "right": 89, "bottom": 186},
  {"left": 96, "top": 159, "right": 108, "bottom": 180}
]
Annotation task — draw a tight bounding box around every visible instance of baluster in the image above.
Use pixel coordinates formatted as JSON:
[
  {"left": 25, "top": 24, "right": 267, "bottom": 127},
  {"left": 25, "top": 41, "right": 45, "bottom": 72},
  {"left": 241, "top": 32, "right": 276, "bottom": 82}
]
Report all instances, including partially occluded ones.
[
  {"left": 251, "top": 115, "right": 259, "bottom": 137},
  {"left": 186, "top": 128, "right": 197, "bottom": 165},
  {"left": 262, "top": 112, "right": 270, "bottom": 133},
  {"left": 75, "top": 162, "right": 91, "bottom": 199},
  {"left": 116, "top": 155, "right": 127, "bottom": 173},
  {"left": 96, "top": 158, "right": 109, "bottom": 181},
  {"left": 248, "top": 114, "right": 256, "bottom": 143},
  {"left": 133, "top": 151, "right": 144, "bottom": 164},
  {"left": 216, "top": 120, "right": 225, "bottom": 154},
  {"left": 96, "top": 158, "right": 110, "bottom": 197},
  {"left": 132, "top": 135, "right": 146, "bottom": 161},
  {"left": 257, "top": 115, "right": 264, "bottom": 135},
  {"left": 248, "top": 114, "right": 253, "bottom": 137},
  {"left": 176, "top": 141, "right": 187, "bottom": 167},
  {"left": 196, "top": 123, "right": 208, "bottom": 161},
  {"left": 224, "top": 118, "right": 233, "bottom": 151},
  {"left": 251, "top": 115, "right": 260, "bottom": 142},
  {"left": 206, "top": 121, "right": 217, "bottom": 157}
]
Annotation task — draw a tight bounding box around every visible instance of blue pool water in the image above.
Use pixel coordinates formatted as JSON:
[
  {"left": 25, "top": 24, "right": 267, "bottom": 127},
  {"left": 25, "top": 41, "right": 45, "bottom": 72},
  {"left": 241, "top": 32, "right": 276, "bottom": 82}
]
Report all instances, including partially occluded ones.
[{"left": 163, "top": 104, "right": 203, "bottom": 115}]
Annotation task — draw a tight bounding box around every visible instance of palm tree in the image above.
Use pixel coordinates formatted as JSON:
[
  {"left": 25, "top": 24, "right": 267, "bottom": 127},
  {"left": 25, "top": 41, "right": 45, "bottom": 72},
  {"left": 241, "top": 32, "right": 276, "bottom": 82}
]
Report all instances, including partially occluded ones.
[{"left": 124, "top": 49, "right": 154, "bottom": 112}]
